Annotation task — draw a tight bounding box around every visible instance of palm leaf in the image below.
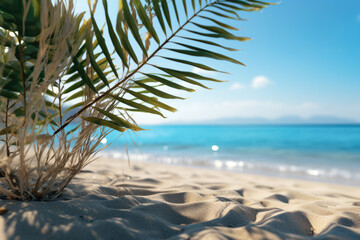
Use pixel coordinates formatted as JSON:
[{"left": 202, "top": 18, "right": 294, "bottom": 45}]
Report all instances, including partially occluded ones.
[
  {"left": 110, "top": 94, "right": 165, "bottom": 117},
  {"left": 177, "top": 36, "right": 239, "bottom": 51},
  {"left": 81, "top": 116, "right": 127, "bottom": 132},
  {"left": 121, "top": 0, "right": 148, "bottom": 57},
  {"left": 142, "top": 73, "right": 195, "bottom": 92},
  {"left": 133, "top": 0, "right": 160, "bottom": 44},
  {"left": 152, "top": 0, "right": 167, "bottom": 35},
  {"left": 93, "top": 107, "right": 143, "bottom": 131},
  {"left": 198, "top": 15, "right": 240, "bottom": 30},
  {"left": 88, "top": 1, "right": 119, "bottom": 78},
  {"left": 182, "top": 0, "right": 188, "bottom": 18},
  {"left": 161, "top": 0, "right": 172, "bottom": 31},
  {"left": 102, "top": 0, "right": 128, "bottom": 68},
  {"left": 52, "top": 0, "right": 272, "bottom": 135},
  {"left": 67, "top": 41, "right": 98, "bottom": 93},
  {"left": 171, "top": 0, "right": 180, "bottom": 24},
  {"left": 158, "top": 56, "right": 227, "bottom": 73},
  {"left": 85, "top": 22, "right": 110, "bottom": 87},
  {"left": 134, "top": 81, "right": 185, "bottom": 99}
]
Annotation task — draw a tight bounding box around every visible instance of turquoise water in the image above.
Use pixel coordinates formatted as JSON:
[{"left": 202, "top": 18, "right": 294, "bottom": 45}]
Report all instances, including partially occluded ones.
[{"left": 100, "top": 125, "right": 360, "bottom": 185}]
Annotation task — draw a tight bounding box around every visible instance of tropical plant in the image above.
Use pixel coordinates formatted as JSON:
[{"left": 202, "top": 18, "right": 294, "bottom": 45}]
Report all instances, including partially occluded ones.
[{"left": 0, "top": 0, "right": 273, "bottom": 200}]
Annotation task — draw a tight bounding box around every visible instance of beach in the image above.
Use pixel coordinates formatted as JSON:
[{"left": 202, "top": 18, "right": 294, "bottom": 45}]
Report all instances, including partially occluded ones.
[
  {"left": 0, "top": 0, "right": 359, "bottom": 239},
  {"left": 1, "top": 157, "right": 360, "bottom": 240},
  {"left": 104, "top": 125, "right": 360, "bottom": 186}
]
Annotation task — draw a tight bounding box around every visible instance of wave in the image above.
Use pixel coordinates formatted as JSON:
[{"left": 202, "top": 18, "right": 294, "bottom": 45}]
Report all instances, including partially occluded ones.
[{"left": 100, "top": 149, "right": 360, "bottom": 186}]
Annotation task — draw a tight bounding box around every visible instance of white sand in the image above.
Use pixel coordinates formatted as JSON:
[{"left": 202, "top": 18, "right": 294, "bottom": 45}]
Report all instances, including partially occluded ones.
[{"left": 1, "top": 157, "right": 360, "bottom": 240}]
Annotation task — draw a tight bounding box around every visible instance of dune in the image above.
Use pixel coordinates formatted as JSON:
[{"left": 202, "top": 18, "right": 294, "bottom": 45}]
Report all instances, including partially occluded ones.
[{"left": 0, "top": 157, "right": 359, "bottom": 240}]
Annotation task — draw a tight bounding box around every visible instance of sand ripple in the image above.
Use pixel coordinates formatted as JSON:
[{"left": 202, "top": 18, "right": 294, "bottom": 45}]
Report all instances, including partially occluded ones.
[{"left": 0, "top": 159, "right": 359, "bottom": 240}]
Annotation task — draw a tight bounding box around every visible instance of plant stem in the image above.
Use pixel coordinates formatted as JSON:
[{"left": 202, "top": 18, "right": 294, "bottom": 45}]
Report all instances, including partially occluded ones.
[
  {"left": 17, "top": 35, "right": 27, "bottom": 119},
  {"left": 53, "top": 2, "right": 214, "bottom": 136},
  {"left": 16, "top": 33, "right": 27, "bottom": 198},
  {"left": 58, "top": 79, "right": 63, "bottom": 126},
  {"left": 5, "top": 99, "right": 10, "bottom": 157}
]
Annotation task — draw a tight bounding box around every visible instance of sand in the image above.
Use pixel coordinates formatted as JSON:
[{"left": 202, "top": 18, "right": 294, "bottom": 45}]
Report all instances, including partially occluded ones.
[{"left": 0, "top": 157, "right": 360, "bottom": 240}]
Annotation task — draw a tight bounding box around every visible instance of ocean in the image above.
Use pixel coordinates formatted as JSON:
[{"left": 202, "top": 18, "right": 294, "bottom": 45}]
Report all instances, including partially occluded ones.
[{"left": 100, "top": 124, "right": 360, "bottom": 186}]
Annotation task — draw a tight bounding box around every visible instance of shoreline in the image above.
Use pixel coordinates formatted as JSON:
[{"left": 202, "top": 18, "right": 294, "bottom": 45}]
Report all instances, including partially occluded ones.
[
  {"left": 135, "top": 158, "right": 360, "bottom": 188},
  {"left": 1, "top": 157, "right": 359, "bottom": 239},
  {"left": 98, "top": 158, "right": 360, "bottom": 195},
  {"left": 128, "top": 159, "right": 360, "bottom": 190},
  {"left": 101, "top": 150, "right": 360, "bottom": 187}
]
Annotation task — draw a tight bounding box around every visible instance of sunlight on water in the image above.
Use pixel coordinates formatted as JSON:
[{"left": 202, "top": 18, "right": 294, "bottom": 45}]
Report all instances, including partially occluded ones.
[
  {"left": 307, "top": 169, "right": 320, "bottom": 176},
  {"left": 214, "top": 160, "right": 222, "bottom": 168},
  {"left": 211, "top": 145, "right": 219, "bottom": 151},
  {"left": 225, "top": 161, "right": 238, "bottom": 168},
  {"left": 96, "top": 125, "right": 360, "bottom": 185}
]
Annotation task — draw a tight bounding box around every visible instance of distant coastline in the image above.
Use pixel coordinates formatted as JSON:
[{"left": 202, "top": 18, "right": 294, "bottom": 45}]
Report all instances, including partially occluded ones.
[
  {"left": 147, "top": 115, "right": 360, "bottom": 126},
  {"left": 143, "top": 123, "right": 360, "bottom": 127}
]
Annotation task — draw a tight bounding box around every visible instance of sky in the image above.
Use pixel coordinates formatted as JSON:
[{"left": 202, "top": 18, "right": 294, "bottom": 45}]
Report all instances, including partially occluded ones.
[{"left": 74, "top": 0, "right": 360, "bottom": 124}]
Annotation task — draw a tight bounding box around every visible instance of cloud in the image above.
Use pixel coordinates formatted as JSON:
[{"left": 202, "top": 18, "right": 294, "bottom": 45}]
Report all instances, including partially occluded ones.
[
  {"left": 229, "top": 82, "right": 245, "bottom": 91},
  {"left": 251, "top": 75, "right": 271, "bottom": 89},
  {"left": 192, "top": 67, "right": 216, "bottom": 76}
]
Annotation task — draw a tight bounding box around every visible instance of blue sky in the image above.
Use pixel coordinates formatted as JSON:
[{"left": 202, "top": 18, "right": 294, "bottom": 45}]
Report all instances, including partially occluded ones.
[{"left": 74, "top": 0, "right": 360, "bottom": 124}]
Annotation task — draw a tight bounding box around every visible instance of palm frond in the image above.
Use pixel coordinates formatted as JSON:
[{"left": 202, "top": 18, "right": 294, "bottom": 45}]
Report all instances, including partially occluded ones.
[{"left": 54, "top": 0, "right": 273, "bottom": 135}]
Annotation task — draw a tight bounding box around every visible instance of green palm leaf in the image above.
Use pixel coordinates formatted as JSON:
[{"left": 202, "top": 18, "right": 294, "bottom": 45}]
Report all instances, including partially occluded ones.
[
  {"left": 161, "top": 0, "right": 172, "bottom": 31},
  {"left": 158, "top": 56, "right": 226, "bottom": 73},
  {"left": 121, "top": 0, "right": 148, "bottom": 57},
  {"left": 152, "top": 0, "right": 167, "bottom": 35},
  {"left": 68, "top": 43, "right": 98, "bottom": 93},
  {"left": 94, "top": 107, "right": 143, "bottom": 131},
  {"left": 103, "top": 0, "right": 128, "bottom": 68},
  {"left": 134, "top": 80, "right": 185, "bottom": 99},
  {"left": 81, "top": 116, "right": 127, "bottom": 132},
  {"left": 182, "top": 0, "right": 188, "bottom": 18},
  {"left": 89, "top": 4, "right": 119, "bottom": 79},
  {"left": 51, "top": 0, "right": 273, "bottom": 135},
  {"left": 110, "top": 94, "right": 165, "bottom": 117},
  {"left": 142, "top": 73, "right": 195, "bottom": 92},
  {"left": 133, "top": 0, "right": 160, "bottom": 44},
  {"left": 171, "top": 0, "right": 180, "bottom": 24}
]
